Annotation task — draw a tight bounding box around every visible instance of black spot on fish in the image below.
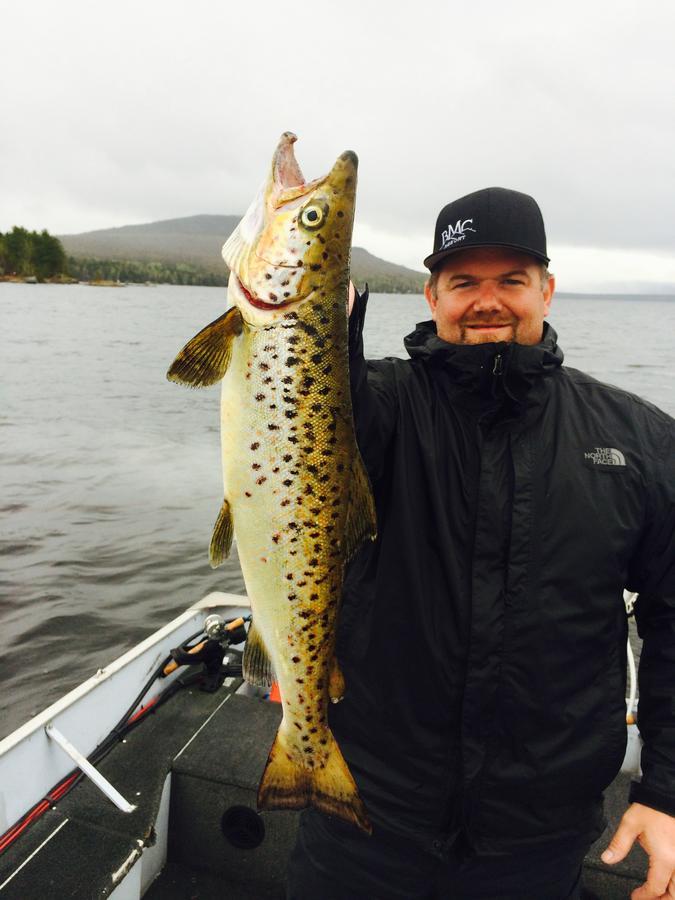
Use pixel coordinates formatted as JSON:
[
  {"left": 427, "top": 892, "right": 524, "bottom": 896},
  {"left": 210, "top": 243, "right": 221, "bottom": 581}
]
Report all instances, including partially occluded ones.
[
  {"left": 337, "top": 211, "right": 344, "bottom": 218},
  {"left": 299, "top": 610, "right": 311, "bottom": 619},
  {"left": 256, "top": 476, "right": 266, "bottom": 485},
  {"left": 302, "top": 735, "right": 309, "bottom": 742},
  {"left": 292, "top": 655, "right": 300, "bottom": 663},
  {"left": 269, "top": 293, "right": 277, "bottom": 301},
  {"left": 283, "top": 454, "right": 293, "bottom": 462},
  {"left": 281, "top": 498, "right": 290, "bottom": 507},
  {"left": 264, "top": 376, "right": 274, "bottom": 385},
  {"left": 245, "top": 491, "right": 252, "bottom": 497},
  {"left": 286, "top": 356, "right": 299, "bottom": 366},
  {"left": 251, "top": 442, "right": 260, "bottom": 450},
  {"left": 282, "top": 376, "right": 293, "bottom": 384},
  {"left": 283, "top": 479, "right": 293, "bottom": 487},
  {"left": 260, "top": 362, "right": 270, "bottom": 371},
  {"left": 311, "top": 353, "right": 322, "bottom": 364},
  {"left": 255, "top": 393, "right": 265, "bottom": 401},
  {"left": 296, "top": 678, "right": 304, "bottom": 684},
  {"left": 268, "top": 424, "right": 280, "bottom": 431},
  {"left": 284, "top": 410, "right": 297, "bottom": 419},
  {"left": 252, "top": 463, "right": 261, "bottom": 470},
  {"left": 265, "top": 273, "right": 272, "bottom": 279}
]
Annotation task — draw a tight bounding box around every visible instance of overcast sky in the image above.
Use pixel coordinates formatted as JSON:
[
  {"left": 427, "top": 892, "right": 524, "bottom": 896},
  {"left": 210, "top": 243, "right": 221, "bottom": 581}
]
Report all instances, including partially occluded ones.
[{"left": 2, "top": 0, "right": 675, "bottom": 292}]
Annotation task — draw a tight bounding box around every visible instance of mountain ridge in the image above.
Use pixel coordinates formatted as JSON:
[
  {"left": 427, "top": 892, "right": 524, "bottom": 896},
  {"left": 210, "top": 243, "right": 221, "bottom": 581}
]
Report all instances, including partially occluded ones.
[{"left": 59, "top": 214, "right": 427, "bottom": 293}]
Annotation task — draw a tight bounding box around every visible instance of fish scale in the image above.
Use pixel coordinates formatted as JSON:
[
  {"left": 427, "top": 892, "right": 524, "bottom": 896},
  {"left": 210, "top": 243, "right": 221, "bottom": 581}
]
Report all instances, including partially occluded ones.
[{"left": 168, "top": 133, "right": 376, "bottom": 833}]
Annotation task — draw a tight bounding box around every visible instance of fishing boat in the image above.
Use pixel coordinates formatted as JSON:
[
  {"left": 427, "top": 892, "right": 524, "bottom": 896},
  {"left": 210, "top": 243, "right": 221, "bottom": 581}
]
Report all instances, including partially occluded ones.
[{"left": 0, "top": 591, "right": 648, "bottom": 899}]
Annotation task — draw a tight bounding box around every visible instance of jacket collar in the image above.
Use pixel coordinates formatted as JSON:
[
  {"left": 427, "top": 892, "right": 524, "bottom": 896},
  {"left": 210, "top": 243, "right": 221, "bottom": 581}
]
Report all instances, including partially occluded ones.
[{"left": 404, "top": 320, "right": 564, "bottom": 411}]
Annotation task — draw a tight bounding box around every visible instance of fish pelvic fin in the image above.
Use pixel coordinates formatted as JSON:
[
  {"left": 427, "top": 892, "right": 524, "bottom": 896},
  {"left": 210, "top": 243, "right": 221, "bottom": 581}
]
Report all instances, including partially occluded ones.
[
  {"left": 209, "top": 498, "right": 233, "bottom": 567},
  {"left": 258, "top": 727, "right": 372, "bottom": 835},
  {"left": 167, "top": 306, "right": 243, "bottom": 387},
  {"left": 242, "top": 621, "right": 275, "bottom": 686},
  {"left": 344, "top": 451, "right": 377, "bottom": 562}
]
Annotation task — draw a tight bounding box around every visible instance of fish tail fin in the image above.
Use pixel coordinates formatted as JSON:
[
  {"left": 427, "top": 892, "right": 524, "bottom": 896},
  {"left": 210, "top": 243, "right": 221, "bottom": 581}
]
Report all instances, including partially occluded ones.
[{"left": 257, "top": 727, "right": 371, "bottom": 834}]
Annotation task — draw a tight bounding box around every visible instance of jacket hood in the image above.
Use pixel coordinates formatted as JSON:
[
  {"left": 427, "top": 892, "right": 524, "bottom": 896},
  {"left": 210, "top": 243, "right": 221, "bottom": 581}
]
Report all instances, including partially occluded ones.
[{"left": 404, "top": 320, "right": 564, "bottom": 411}]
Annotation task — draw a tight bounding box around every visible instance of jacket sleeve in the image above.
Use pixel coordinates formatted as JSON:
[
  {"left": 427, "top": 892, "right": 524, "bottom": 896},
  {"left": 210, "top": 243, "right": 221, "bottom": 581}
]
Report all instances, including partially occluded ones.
[
  {"left": 348, "top": 286, "right": 399, "bottom": 484},
  {"left": 627, "top": 426, "right": 675, "bottom": 816}
]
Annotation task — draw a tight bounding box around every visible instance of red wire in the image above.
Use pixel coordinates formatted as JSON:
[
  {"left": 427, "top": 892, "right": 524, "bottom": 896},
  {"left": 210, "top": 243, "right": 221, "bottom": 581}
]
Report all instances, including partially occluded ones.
[{"left": 0, "top": 700, "right": 158, "bottom": 855}]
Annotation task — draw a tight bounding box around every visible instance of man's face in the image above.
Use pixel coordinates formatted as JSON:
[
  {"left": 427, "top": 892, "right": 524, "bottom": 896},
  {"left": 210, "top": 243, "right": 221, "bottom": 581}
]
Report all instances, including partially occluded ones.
[{"left": 424, "top": 247, "right": 555, "bottom": 346}]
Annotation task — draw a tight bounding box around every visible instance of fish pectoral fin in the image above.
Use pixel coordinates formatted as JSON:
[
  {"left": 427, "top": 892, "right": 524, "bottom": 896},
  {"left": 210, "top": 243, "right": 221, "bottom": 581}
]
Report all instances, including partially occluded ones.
[
  {"left": 242, "top": 622, "right": 275, "bottom": 687},
  {"left": 343, "top": 451, "right": 377, "bottom": 562},
  {"left": 258, "top": 727, "right": 372, "bottom": 835},
  {"left": 209, "top": 499, "right": 234, "bottom": 568},
  {"left": 167, "top": 305, "right": 244, "bottom": 387}
]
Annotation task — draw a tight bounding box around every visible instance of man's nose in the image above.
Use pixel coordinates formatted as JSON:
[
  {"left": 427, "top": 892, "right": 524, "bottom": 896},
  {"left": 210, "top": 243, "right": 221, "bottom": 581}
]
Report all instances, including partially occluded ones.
[{"left": 471, "top": 281, "right": 503, "bottom": 311}]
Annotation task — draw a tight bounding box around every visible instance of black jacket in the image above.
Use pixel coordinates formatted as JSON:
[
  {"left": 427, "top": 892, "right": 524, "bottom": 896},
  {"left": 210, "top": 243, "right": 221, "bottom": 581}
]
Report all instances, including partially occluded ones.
[{"left": 332, "top": 289, "right": 675, "bottom": 853}]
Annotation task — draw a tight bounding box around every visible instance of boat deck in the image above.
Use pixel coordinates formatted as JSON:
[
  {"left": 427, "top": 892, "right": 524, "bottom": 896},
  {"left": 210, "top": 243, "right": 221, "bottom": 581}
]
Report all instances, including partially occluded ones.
[{"left": 0, "top": 659, "right": 648, "bottom": 899}]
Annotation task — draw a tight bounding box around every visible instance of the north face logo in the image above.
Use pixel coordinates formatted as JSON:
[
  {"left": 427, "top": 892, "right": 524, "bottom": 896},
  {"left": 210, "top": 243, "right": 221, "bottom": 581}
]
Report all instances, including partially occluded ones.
[
  {"left": 440, "top": 218, "right": 476, "bottom": 250},
  {"left": 584, "top": 447, "right": 626, "bottom": 466}
]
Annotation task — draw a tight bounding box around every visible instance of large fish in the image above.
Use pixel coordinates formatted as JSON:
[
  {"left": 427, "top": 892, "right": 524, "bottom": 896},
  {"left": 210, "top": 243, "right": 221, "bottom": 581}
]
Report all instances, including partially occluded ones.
[{"left": 168, "top": 132, "right": 376, "bottom": 833}]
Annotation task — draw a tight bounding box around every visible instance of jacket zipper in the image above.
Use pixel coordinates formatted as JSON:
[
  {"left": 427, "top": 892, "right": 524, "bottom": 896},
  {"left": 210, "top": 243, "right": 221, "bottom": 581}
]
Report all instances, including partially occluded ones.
[{"left": 493, "top": 353, "right": 503, "bottom": 376}]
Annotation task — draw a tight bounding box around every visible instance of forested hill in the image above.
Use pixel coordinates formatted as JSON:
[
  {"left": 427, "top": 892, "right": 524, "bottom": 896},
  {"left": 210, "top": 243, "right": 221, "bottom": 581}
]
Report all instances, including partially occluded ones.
[{"left": 59, "top": 215, "right": 426, "bottom": 293}]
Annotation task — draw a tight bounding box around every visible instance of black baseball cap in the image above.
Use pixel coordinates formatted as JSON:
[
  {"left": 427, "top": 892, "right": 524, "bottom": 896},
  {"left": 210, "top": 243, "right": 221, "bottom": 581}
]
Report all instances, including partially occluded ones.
[{"left": 423, "top": 187, "right": 549, "bottom": 271}]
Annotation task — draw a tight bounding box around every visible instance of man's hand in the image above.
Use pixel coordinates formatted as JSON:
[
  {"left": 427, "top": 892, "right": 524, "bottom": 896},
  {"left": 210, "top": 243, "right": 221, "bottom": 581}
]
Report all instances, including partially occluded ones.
[
  {"left": 348, "top": 280, "right": 356, "bottom": 315},
  {"left": 601, "top": 802, "right": 675, "bottom": 898}
]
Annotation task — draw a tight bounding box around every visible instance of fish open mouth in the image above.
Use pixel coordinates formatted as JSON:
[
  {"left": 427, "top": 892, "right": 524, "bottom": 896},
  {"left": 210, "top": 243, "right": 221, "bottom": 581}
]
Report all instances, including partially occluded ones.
[{"left": 238, "top": 277, "right": 296, "bottom": 311}]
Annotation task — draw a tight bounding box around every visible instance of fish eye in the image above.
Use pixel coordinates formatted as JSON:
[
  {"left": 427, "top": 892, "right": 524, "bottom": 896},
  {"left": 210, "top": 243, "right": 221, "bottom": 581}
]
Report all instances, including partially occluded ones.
[{"left": 299, "top": 203, "right": 328, "bottom": 231}]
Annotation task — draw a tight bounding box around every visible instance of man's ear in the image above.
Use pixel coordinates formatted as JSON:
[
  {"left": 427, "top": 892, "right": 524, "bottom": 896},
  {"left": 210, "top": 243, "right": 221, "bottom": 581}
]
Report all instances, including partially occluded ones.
[
  {"left": 543, "top": 273, "right": 555, "bottom": 318},
  {"left": 424, "top": 280, "right": 437, "bottom": 320}
]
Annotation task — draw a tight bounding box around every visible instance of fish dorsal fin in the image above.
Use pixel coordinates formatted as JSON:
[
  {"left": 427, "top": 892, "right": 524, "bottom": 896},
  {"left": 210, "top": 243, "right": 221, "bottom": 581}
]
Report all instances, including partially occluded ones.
[
  {"left": 344, "top": 452, "right": 377, "bottom": 562},
  {"left": 243, "top": 621, "right": 275, "bottom": 687},
  {"left": 167, "top": 306, "right": 243, "bottom": 387},
  {"left": 222, "top": 180, "right": 266, "bottom": 279},
  {"left": 209, "top": 498, "right": 233, "bottom": 568}
]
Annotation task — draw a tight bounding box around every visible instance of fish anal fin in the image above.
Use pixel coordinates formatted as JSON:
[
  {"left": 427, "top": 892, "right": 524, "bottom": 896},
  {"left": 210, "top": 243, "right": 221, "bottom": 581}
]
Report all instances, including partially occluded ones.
[
  {"left": 329, "top": 655, "right": 345, "bottom": 703},
  {"left": 209, "top": 498, "right": 233, "bottom": 568},
  {"left": 167, "top": 306, "right": 243, "bottom": 387},
  {"left": 258, "top": 728, "right": 371, "bottom": 835},
  {"left": 242, "top": 621, "right": 275, "bottom": 687},
  {"left": 343, "top": 451, "right": 377, "bottom": 561}
]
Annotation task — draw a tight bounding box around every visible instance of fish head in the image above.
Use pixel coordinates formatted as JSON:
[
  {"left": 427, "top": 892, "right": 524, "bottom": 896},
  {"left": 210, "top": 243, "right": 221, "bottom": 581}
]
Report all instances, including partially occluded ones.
[{"left": 223, "top": 132, "right": 357, "bottom": 326}]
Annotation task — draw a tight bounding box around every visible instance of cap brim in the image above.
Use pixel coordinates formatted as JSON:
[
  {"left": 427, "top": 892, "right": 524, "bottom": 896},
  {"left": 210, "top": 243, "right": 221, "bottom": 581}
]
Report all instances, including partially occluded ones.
[{"left": 424, "top": 241, "right": 550, "bottom": 271}]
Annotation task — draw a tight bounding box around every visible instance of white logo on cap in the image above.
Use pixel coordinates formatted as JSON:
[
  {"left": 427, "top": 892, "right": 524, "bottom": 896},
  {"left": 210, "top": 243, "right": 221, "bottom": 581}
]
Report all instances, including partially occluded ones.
[{"left": 440, "top": 218, "right": 476, "bottom": 250}]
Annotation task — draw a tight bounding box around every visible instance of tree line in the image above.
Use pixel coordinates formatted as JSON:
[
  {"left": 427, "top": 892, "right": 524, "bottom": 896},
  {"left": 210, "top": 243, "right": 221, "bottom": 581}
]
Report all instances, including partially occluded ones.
[
  {"left": 0, "top": 227, "right": 67, "bottom": 279},
  {"left": 1, "top": 225, "right": 425, "bottom": 293},
  {"left": 67, "top": 257, "right": 228, "bottom": 286}
]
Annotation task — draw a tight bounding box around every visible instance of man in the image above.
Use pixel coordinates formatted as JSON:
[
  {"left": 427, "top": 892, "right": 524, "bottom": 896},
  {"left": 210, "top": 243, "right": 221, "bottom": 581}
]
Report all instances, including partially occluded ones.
[{"left": 287, "top": 188, "right": 675, "bottom": 899}]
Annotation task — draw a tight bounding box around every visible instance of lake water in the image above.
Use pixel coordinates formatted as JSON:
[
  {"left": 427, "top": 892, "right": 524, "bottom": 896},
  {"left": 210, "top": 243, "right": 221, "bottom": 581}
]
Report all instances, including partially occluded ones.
[{"left": 1, "top": 283, "right": 674, "bottom": 738}]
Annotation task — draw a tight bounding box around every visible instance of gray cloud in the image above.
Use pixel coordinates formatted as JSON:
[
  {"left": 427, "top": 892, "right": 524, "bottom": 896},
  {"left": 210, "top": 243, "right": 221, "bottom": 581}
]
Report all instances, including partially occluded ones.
[{"left": 2, "top": 0, "right": 675, "bottom": 268}]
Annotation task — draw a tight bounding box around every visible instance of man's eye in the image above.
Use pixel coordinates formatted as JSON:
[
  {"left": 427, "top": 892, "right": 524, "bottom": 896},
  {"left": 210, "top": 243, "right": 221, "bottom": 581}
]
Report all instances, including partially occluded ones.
[
  {"left": 502, "top": 278, "right": 524, "bottom": 286},
  {"left": 454, "top": 281, "right": 475, "bottom": 289}
]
